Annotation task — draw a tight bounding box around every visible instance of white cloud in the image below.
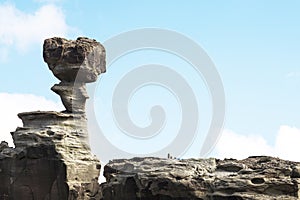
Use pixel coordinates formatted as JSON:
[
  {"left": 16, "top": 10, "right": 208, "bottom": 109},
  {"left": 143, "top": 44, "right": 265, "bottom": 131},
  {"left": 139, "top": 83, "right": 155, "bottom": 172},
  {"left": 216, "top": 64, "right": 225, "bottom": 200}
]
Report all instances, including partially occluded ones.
[
  {"left": 214, "top": 127, "right": 300, "bottom": 162},
  {"left": 213, "top": 129, "right": 274, "bottom": 160},
  {"left": 275, "top": 125, "right": 300, "bottom": 161},
  {"left": 0, "top": 93, "right": 63, "bottom": 146},
  {"left": 0, "top": 3, "right": 70, "bottom": 53}
]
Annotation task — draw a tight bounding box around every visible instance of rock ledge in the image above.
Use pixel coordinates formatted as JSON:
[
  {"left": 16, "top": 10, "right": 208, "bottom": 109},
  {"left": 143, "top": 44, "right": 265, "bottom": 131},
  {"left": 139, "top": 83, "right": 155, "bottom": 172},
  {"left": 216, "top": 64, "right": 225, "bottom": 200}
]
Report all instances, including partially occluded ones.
[{"left": 101, "top": 156, "right": 300, "bottom": 200}]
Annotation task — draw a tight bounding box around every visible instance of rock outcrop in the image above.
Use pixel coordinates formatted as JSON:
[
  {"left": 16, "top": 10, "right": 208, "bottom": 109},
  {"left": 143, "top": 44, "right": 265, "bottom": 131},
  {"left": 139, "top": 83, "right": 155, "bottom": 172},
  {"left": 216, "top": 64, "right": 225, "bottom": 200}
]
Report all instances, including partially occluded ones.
[
  {"left": 101, "top": 156, "right": 300, "bottom": 200},
  {"left": 44, "top": 37, "right": 106, "bottom": 113},
  {"left": 43, "top": 37, "right": 106, "bottom": 83},
  {"left": 0, "top": 37, "right": 105, "bottom": 199},
  {"left": 1, "top": 36, "right": 300, "bottom": 200}
]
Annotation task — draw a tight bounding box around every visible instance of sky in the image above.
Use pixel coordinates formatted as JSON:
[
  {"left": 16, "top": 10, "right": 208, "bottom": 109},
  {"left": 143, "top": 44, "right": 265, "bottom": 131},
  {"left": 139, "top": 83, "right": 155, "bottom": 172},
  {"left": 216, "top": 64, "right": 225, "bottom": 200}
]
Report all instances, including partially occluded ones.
[{"left": 0, "top": 0, "right": 300, "bottom": 163}]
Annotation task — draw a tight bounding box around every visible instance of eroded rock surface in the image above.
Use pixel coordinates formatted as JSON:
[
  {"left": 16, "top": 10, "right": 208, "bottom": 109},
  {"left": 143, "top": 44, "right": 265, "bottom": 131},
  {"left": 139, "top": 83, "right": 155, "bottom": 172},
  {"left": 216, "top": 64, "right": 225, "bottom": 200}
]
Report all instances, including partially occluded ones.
[
  {"left": 0, "top": 37, "right": 105, "bottom": 200},
  {"left": 1, "top": 36, "right": 300, "bottom": 200},
  {"left": 0, "top": 112, "right": 101, "bottom": 199},
  {"left": 44, "top": 37, "right": 106, "bottom": 113},
  {"left": 43, "top": 37, "right": 106, "bottom": 83},
  {"left": 101, "top": 157, "right": 300, "bottom": 200}
]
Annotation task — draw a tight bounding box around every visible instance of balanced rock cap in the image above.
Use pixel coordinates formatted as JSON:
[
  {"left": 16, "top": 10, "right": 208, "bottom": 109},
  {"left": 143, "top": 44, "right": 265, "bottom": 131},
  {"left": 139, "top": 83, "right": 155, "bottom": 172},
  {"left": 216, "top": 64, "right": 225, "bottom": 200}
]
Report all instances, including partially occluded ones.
[{"left": 43, "top": 37, "right": 106, "bottom": 83}]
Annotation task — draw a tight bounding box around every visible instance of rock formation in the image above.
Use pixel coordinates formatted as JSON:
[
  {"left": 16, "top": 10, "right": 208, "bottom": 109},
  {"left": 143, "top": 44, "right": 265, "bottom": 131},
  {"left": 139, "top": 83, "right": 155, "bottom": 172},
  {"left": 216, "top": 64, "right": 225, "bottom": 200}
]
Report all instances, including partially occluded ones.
[
  {"left": 0, "top": 37, "right": 105, "bottom": 199},
  {"left": 44, "top": 37, "right": 106, "bottom": 113},
  {"left": 101, "top": 156, "right": 300, "bottom": 200},
  {"left": 1, "top": 36, "right": 300, "bottom": 200}
]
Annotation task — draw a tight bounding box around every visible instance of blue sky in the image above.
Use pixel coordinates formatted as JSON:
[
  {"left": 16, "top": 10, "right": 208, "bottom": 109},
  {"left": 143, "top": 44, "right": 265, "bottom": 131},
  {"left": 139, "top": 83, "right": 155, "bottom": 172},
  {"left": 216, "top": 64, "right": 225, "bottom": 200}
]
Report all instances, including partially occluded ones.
[{"left": 0, "top": 0, "right": 300, "bottom": 162}]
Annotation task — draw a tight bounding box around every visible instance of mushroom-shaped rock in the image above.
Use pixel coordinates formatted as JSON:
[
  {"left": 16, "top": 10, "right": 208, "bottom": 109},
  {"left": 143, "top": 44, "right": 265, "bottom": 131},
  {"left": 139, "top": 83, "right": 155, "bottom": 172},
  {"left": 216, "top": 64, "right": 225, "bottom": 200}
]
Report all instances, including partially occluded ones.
[
  {"left": 43, "top": 37, "right": 106, "bottom": 113},
  {"left": 43, "top": 37, "right": 106, "bottom": 83}
]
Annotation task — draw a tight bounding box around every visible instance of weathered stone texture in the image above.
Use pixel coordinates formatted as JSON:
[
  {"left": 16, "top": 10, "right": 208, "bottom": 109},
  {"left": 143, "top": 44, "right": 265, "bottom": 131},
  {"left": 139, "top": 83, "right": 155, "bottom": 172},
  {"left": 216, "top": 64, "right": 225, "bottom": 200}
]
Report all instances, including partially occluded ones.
[
  {"left": 0, "top": 37, "right": 105, "bottom": 200},
  {"left": 1, "top": 36, "right": 300, "bottom": 200},
  {"left": 43, "top": 37, "right": 106, "bottom": 83},
  {"left": 43, "top": 37, "right": 106, "bottom": 113},
  {"left": 100, "top": 156, "right": 300, "bottom": 200}
]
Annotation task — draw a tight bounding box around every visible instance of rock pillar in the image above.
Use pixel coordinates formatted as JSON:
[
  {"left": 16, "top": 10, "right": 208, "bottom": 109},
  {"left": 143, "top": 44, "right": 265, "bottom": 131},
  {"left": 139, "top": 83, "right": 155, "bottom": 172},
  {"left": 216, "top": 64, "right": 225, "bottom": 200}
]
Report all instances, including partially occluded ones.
[{"left": 0, "top": 37, "right": 106, "bottom": 200}]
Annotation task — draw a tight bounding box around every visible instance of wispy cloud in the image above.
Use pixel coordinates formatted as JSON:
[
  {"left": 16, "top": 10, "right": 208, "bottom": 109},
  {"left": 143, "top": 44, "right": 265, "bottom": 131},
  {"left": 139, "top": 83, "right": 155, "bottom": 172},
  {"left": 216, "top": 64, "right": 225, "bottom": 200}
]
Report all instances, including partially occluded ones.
[
  {"left": 213, "top": 126, "right": 300, "bottom": 162},
  {"left": 0, "top": 3, "right": 71, "bottom": 56}
]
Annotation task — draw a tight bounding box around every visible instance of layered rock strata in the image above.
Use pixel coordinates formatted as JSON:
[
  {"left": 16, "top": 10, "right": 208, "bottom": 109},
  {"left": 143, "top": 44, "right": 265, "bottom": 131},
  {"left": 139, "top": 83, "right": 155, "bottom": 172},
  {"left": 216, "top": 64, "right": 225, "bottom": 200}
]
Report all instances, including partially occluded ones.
[
  {"left": 101, "top": 156, "right": 300, "bottom": 200},
  {"left": 0, "top": 37, "right": 106, "bottom": 199}
]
